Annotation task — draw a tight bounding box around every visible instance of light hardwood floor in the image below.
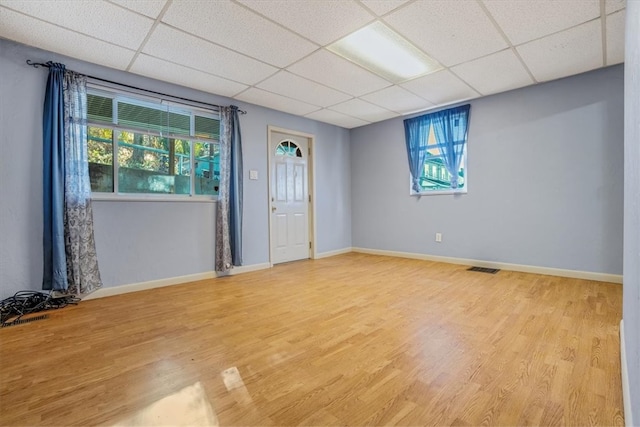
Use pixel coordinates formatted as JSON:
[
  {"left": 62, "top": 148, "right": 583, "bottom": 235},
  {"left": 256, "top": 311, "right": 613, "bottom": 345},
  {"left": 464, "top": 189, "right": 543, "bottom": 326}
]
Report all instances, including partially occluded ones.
[{"left": 0, "top": 253, "right": 624, "bottom": 426}]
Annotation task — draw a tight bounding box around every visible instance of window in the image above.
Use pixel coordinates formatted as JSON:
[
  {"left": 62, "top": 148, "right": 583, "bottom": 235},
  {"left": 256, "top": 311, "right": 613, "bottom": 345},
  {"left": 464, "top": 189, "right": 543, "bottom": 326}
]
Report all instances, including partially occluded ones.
[
  {"left": 87, "top": 89, "right": 220, "bottom": 198},
  {"left": 404, "top": 104, "right": 470, "bottom": 195},
  {"left": 275, "top": 140, "right": 302, "bottom": 157},
  {"left": 417, "top": 126, "right": 466, "bottom": 192}
]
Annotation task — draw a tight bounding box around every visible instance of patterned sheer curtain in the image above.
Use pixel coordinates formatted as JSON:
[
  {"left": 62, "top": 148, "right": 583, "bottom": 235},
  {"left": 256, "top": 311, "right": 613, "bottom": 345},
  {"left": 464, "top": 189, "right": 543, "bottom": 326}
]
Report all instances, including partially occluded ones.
[
  {"left": 403, "top": 114, "right": 431, "bottom": 193},
  {"left": 430, "top": 104, "right": 470, "bottom": 189},
  {"left": 215, "top": 106, "right": 243, "bottom": 272},
  {"left": 42, "top": 63, "right": 102, "bottom": 294},
  {"left": 63, "top": 71, "right": 102, "bottom": 294}
]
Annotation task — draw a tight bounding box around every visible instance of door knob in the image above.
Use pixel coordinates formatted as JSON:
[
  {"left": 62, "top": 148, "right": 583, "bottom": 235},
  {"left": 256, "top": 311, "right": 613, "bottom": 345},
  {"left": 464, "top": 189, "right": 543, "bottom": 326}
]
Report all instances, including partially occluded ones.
[{"left": 272, "top": 206, "right": 276, "bottom": 212}]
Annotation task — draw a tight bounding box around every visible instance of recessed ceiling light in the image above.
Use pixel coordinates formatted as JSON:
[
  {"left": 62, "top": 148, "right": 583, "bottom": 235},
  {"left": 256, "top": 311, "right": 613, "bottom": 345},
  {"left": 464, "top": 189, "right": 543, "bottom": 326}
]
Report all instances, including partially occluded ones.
[{"left": 327, "top": 22, "right": 441, "bottom": 83}]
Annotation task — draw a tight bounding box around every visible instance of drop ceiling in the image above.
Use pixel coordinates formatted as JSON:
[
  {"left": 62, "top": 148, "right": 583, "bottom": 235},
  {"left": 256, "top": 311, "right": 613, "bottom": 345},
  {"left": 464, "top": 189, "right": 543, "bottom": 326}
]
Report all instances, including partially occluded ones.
[{"left": 0, "top": 0, "right": 627, "bottom": 129}]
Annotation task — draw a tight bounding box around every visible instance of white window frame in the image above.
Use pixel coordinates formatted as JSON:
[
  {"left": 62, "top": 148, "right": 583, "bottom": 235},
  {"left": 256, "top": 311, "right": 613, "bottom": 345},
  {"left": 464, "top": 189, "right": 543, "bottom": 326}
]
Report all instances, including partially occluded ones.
[{"left": 86, "top": 86, "right": 220, "bottom": 203}]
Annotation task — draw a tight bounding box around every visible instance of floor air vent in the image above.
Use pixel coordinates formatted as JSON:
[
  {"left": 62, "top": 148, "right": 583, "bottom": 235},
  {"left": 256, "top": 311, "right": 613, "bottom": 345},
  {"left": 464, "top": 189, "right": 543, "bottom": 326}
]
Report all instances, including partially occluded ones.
[
  {"left": 467, "top": 266, "right": 500, "bottom": 274},
  {"left": 1, "top": 314, "right": 49, "bottom": 328}
]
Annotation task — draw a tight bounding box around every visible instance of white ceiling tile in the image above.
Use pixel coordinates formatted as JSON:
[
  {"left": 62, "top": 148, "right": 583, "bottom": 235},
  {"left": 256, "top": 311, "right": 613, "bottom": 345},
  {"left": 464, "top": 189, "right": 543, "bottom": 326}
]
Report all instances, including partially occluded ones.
[
  {"left": 162, "top": 0, "right": 317, "bottom": 68},
  {"left": 385, "top": 0, "right": 507, "bottom": 67},
  {"left": 257, "top": 71, "right": 351, "bottom": 107},
  {"left": 605, "top": 0, "right": 626, "bottom": 14},
  {"left": 0, "top": 6, "right": 135, "bottom": 69},
  {"left": 305, "top": 109, "right": 369, "bottom": 129},
  {"left": 234, "top": 88, "right": 320, "bottom": 116},
  {"left": 360, "top": 86, "right": 433, "bottom": 113},
  {"left": 606, "top": 10, "right": 625, "bottom": 65},
  {"left": 329, "top": 98, "right": 397, "bottom": 122},
  {"left": 482, "top": 0, "right": 600, "bottom": 45},
  {"left": 451, "top": 49, "right": 534, "bottom": 95},
  {"left": 401, "top": 70, "right": 480, "bottom": 105},
  {"left": 0, "top": 0, "right": 153, "bottom": 50},
  {"left": 359, "top": 0, "right": 409, "bottom": 16},
  {"left": 130, "top": 54, "right": 248, "bottom": 98},
  {"left": 517, "top": 20, "right": 602, "bottom": 82},
  {"left": 236, "top": 0, "right": 374, "bottom": 45},
  {"left": 0, "top": 0, "right": 622, "bottom": 127},
  {"left": 109, "top": 0, "right": 167, "bottom": 18},
  {"left": 143, "top": 24, "right": 277, "bottom": 85},
  {"left": 287, "top": 49, "right": 390, "bottom": 97}
]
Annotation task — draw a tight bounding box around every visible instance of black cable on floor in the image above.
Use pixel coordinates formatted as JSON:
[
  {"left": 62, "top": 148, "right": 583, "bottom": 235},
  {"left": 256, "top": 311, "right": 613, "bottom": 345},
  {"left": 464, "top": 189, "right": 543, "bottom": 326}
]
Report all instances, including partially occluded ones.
[{"left": 0, "top": 291, "right": 80, "bottom": 327}]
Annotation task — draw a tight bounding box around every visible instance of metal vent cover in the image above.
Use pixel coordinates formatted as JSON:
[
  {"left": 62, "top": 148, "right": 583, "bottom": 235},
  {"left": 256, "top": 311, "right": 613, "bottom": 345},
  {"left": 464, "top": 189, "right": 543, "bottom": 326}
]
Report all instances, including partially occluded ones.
[
  {"left": 1, "top": 314, "right": 49, "bottom": 328},
  {"left": 467, "top": 266, "right": 500, "bottom": 274}
]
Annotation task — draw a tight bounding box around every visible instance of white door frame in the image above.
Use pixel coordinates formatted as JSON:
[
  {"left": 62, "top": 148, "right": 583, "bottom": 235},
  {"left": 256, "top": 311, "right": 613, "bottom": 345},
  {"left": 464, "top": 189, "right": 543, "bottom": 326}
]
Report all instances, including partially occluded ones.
[{"left": 267, "top": 126, "right": 316, "bottom": 264}]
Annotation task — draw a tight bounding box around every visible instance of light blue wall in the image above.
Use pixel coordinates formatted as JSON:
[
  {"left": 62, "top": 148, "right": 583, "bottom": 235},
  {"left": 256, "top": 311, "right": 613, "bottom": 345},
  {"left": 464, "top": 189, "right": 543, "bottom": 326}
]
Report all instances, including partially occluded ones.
[
  {"left": 0, "top": 38, "right": 351, "bottom": 296},
  {"left": 351, "top": 65, "right": 624, "bottom": 275},
  {"left": 623, "top": 0, "right": 640, "bottom": 422}
]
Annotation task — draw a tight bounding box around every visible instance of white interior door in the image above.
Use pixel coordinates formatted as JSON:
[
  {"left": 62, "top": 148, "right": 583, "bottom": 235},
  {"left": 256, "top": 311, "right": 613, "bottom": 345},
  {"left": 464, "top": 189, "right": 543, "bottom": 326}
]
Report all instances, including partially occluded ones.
[{"left": 270, "top": 131, "right": 309, "bottom": 264}]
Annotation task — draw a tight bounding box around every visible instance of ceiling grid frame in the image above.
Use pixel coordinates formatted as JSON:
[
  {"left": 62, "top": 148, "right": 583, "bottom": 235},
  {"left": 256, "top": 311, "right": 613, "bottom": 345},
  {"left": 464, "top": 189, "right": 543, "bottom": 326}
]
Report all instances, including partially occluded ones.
[
  {"left": 0, "top": 0, "right": 627, "bottom": 128},
  {"left": 475, "top": 0, "right": 537, "bottom": 84},
  {"left": 0, "top": 2, "right": 140, "bottom": 52},
  {"left": 600, "top": 0, "right": 608, "bottom": 66},
  {"left": 124, "top": 0, "right": 173, "bottom": 72}
]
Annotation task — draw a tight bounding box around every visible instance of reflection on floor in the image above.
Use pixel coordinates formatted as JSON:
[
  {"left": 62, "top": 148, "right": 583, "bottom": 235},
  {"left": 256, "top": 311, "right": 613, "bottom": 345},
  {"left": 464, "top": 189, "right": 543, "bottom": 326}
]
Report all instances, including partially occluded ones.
[{"left": 112, "top": 381, "right": 218, "bottom": 426}]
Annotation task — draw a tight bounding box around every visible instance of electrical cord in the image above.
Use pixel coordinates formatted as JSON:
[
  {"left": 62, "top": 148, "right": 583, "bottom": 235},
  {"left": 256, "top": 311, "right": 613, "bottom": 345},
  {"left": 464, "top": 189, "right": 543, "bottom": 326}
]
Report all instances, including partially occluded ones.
[{"left": 0, "top": 291, "right": 80, "bottom": 327}]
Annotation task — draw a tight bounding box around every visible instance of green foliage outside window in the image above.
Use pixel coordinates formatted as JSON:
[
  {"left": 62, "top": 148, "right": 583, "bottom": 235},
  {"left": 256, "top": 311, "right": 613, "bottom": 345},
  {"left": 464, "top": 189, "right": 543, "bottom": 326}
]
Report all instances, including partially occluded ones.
[{"left": 86, "top": 91, "right": 220, "bottom": 196}]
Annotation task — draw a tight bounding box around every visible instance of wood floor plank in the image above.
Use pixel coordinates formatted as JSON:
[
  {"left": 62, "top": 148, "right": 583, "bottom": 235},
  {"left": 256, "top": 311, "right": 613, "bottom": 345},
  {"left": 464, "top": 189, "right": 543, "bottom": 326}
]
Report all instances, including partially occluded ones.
[{"left": 0, "top": 253, "right": 623, "bottom": 426}]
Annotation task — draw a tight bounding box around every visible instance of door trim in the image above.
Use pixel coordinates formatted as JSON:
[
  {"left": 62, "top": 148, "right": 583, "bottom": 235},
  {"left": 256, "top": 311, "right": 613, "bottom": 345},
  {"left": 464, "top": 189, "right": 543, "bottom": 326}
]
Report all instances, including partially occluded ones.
[{"left": 267, "top": 126, "right": 316, "bottom": 264}]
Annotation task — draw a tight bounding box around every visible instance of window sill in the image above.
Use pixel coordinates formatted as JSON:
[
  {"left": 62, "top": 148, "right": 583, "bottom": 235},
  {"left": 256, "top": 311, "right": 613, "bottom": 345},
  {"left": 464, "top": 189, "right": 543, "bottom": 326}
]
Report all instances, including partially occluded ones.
[
  {"left": 410, "top": 189, "right": 468, "bottom": 196},
  {"left": 91, "top": 193, "right": 218, "bottom": 203}
]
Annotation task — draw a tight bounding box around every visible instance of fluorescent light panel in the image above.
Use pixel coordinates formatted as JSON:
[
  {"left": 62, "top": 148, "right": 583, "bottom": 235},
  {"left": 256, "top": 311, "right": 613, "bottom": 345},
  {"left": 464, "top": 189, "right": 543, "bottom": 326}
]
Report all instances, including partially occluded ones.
[{"left": 328, "top": 22, "right": 441, "bottom": 83}]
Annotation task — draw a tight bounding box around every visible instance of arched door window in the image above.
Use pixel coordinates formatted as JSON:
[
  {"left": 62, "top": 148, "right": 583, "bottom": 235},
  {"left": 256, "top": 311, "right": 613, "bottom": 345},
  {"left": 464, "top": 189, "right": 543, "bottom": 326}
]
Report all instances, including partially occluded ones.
[{"left": 275, "top": 140, "right": 303, "bottom": 157}]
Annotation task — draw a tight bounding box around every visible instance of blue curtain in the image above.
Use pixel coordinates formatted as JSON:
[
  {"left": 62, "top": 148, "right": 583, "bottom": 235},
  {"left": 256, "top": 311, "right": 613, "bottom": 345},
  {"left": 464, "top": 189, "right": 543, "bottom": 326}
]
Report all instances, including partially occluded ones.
[
  {"left": 430, "top": 104, "right": 470, "bottom": 189},
  {"left": 215, "top": 106, "right": 243, "bottom": 272},
  {"left": 229, "top": 106, "right": 243, "bottom": 266},
  {"left": 42, "top": 64, "right": 102, "bottom": 294},
  {"left": 43, "top": 63, "right": 67, "bottom": 291},
  {"left": 403, "top": 114, "right": 431, "bottom": 193}
]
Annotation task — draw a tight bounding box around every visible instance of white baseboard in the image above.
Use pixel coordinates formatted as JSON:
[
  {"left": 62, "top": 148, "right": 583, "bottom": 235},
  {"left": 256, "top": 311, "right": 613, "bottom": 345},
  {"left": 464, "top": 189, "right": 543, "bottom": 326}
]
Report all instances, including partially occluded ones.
[
  {"left": 621, "top": 320, "right": 634, "bottom": 427},
  {"left": 214, "top": 262, "right": 272, "bottom": 277},
  {"left": 314, "top": 247, "right": 353, "bottom": 259},
  {"left": 83, "top": 262, "right": 272, "bottom": 300},
  {"left": 351, "top": 247, "right": 623, "bottom": 283},
  {"left": 83, "top": 247, "right": 621, "bottom": 301}
]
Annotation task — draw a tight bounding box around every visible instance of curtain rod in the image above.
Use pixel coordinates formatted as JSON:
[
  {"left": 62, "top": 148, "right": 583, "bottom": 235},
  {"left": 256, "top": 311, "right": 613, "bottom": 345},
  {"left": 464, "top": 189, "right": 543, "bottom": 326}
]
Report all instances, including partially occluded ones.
[{"left": 26, "top": 60, "right": 247, "bottom": 115}]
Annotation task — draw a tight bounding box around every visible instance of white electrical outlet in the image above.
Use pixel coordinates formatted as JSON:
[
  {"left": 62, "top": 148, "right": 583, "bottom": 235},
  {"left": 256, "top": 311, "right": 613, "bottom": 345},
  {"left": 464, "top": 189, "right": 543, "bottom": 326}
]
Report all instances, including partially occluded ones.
[
  {"left": 435, "top": 233, "right": 442, "bottom": 242},
  {"left": 249, "top": 170, "right": 258, "bottom": 180}
]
